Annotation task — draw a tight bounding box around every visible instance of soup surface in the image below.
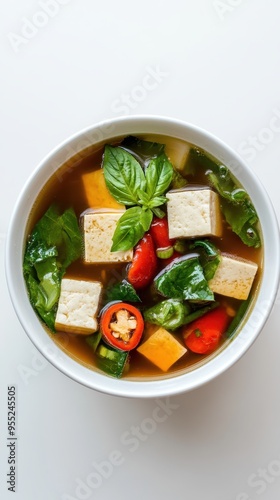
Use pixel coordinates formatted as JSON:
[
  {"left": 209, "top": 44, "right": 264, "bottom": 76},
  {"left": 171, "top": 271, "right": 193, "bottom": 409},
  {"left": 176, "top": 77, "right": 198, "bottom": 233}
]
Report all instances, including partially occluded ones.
[{"left": 24, "top": 135, "right": 262, "bottom": 380}]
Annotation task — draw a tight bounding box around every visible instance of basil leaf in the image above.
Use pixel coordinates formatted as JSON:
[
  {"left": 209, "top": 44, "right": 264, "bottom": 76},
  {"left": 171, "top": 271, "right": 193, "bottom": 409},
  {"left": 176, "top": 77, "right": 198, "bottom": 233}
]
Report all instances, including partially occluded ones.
[
  {"left": 111, "top": 206, "right": 152, "bottom": 252},
  {"left": 144, "top": 299, "right": 191, "bottom": 331},
  {"left": 145, "top": 153, "right": 174, "bottom": 200},
  {"left": 105, "top": 280, "right": 141, "bottom": 304},
  {"left": 103, "top": 145, "right": 146, "bottom": 205},
  {"left": 154, "top": 256, "right": 214, "bottom": 301}
]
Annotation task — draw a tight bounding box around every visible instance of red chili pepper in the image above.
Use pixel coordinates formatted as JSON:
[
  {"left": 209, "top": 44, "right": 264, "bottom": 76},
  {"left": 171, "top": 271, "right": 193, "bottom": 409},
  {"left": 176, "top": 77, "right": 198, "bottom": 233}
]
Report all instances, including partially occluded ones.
[
  {"left": 183, "top": 307, "right": 230, "bottom": 354},
  {"left": 150, "top": 217, "right": 174, "bottom": 249},
  {"left": 127, "top": 233, "right": 157, "bottom": 289},
  {"left": 100, "top": 302, "right": 144, "bottom": 351}
]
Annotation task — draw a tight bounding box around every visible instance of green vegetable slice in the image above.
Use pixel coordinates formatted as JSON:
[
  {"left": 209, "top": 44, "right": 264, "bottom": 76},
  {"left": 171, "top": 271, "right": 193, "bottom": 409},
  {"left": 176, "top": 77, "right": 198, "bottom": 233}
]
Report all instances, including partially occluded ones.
[
  {"left": 95, "top": 342, "right": 129, "bottom": 378},
  {"left": 144, "top": 299, "right": 191, "bottom": 331},
  {"left": 154, "top": 256, "right": 214, "bottom": 301}
]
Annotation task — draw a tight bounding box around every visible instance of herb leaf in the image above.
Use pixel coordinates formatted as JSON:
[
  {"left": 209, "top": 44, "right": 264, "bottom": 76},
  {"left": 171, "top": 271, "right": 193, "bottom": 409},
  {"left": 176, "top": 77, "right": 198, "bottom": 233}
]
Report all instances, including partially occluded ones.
[
  {"left": 145, "top": 153, "right": 174, "bottom": 200},
  {"left": 111, "top": 206, "right": 153, "bottom": 251},
  {"left": 103, "top": 146, "right": 146, "bottom": 205}
]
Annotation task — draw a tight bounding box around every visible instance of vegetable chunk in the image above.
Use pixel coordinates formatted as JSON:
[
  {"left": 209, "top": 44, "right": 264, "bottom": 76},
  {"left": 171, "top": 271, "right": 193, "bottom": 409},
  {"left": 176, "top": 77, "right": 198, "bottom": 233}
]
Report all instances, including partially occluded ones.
[{"left": 137, "top": 327, "right": 187, "bottom": 372}]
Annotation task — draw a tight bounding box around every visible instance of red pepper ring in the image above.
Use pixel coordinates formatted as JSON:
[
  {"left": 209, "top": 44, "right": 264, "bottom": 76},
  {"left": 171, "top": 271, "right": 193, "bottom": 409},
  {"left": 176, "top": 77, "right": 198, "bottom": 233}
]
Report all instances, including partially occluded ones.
[{"left": 100, "top": 302, "right": 144, "bottom": 351}]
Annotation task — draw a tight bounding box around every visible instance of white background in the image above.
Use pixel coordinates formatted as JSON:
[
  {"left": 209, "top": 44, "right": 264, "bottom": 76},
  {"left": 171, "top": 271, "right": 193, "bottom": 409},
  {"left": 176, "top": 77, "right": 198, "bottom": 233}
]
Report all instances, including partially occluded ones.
[{"left": 1, "top": 1, "right": 280, "bottom": 499}]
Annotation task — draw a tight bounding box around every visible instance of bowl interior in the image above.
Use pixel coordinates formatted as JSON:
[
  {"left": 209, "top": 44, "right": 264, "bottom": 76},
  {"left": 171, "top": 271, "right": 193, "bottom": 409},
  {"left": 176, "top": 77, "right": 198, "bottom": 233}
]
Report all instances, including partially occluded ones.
[{"left": 5, "top": 115, "right": 280, "bottom": 397}]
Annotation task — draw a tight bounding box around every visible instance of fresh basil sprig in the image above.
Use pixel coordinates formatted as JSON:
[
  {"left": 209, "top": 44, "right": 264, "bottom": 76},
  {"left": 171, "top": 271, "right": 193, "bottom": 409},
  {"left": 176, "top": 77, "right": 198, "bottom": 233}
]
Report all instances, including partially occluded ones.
[{"left": 103, "top": 145, "right": 173, "bottom": 251}]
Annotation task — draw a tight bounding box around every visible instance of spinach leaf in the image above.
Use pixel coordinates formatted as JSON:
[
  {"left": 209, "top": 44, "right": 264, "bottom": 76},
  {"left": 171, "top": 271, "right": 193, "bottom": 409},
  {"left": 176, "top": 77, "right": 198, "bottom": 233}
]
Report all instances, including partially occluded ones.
[
  {"left": 190, "top": 147, "right": 261, "bottom": 248},
  {"left": 182, "top": 302, "right": 219, "bottom": 325},
  {"left": 103, "top": 145, "right": 146, "bottom": 205},
  {"left": 105, "top": 280, "right": 141, "bottom": 304},
  {"left": 144, "top": 299, "right": 191, "bottom": 331},
  {"left": 120, "top": 136, "right": 165, "bottom": 169},
  {"left": 111, "top": 206, "right": 153, "bottom": 251},
  {"left": 23, "top": 204, "right": 82, "bottom": 331},
  {"left": 154, "top": 256, "right": 214, "bottom": 301},
  {"left": 190, "top": 240, "right": 221, "bottom": 281},
  {"left": 221, "top": 199, "right": 261, "bottom": 247}
]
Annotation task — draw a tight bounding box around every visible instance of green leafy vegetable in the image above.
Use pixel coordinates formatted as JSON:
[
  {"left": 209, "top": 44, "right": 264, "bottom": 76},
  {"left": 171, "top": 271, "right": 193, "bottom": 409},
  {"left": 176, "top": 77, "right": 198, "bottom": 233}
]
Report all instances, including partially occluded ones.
[
  {"left": 102, "top": 143, "right": 174, "bottom": 251},
  {"left": 190, "top": 240, "right": 221, "bottom": 281},
  {"left": 105, "top": 280, "right": 141, "bottom": 304},
  {"left": 154, "top": 256, "right": 214, "bottom": 301},
  {"left": 120, "top": 136, "right": 165, "bottom": 168},
  {"left": 181, "top": 302, "right": 219, "bottom": 326},
  {"left": 145, "top": 154, "right": 174, "bottom": 200},
  {"left": 144, "top": 299, "right": 191, "bottom": 331},
  {"left": 190, "top": 148, "right": 261, "bottom": 248},
  {"left": 23, "top": 204, "right": 82, "bottom": 330},
  {"left": 103, "top": 145, "right": 146, "bottom": 205},
  {"left": 111, "top": 206, "right": 153, "bottom": 251}
]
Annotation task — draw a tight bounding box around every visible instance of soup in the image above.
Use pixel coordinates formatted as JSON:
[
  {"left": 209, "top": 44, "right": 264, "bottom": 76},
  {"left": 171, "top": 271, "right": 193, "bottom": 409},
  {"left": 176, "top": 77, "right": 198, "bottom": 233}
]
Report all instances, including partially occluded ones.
[{"left": 23, "top": 135, "right": 262, "bottom": 379}]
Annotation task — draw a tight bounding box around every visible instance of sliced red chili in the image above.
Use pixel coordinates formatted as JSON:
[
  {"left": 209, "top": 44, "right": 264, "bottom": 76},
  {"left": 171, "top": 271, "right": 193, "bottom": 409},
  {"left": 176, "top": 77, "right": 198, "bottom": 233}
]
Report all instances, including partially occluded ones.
[
  {"left": 183, "top": 306, "right": 230, "bottom": 354},
  {"left": 100, "top": 302, "right": 144, "bottom": 351}
]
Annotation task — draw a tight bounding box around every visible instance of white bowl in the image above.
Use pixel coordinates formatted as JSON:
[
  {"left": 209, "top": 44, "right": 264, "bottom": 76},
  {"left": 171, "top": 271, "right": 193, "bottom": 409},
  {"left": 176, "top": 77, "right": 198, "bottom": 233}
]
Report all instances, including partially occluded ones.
[{"left": 5, "top": 115, "right": 280, "bottom": 398}]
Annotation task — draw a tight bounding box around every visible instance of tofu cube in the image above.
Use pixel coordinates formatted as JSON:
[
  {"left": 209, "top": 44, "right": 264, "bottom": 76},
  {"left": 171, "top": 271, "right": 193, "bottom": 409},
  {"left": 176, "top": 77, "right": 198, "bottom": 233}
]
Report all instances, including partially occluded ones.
[
  {"left": 55, "top": 278, "right": 102, "bottom": 335},
  {"left": 137, "top": 327, "right": 187, "bottom": 372},
  {"left": 167, "top": 188, "right": 222, "bottom": 239},
  {"left": 209, "top": 253, "right": 258, "bottom": 300},
  {"left": 83, "top": 210, "right": 133, "bottom": 263}
]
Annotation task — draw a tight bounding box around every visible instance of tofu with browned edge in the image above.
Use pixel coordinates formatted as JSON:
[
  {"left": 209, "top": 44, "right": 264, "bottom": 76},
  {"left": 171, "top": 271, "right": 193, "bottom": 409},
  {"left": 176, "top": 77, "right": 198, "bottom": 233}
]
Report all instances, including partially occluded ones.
[{"left": 55, "top": 278, "right": 102, "bottom": 335}]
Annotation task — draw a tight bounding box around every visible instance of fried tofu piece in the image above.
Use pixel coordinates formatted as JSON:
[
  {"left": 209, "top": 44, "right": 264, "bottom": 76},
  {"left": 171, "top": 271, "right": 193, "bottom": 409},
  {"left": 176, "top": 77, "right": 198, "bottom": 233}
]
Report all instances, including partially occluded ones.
[{"left": 82, "top": 169, "right": 124, "bottom": 209}]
